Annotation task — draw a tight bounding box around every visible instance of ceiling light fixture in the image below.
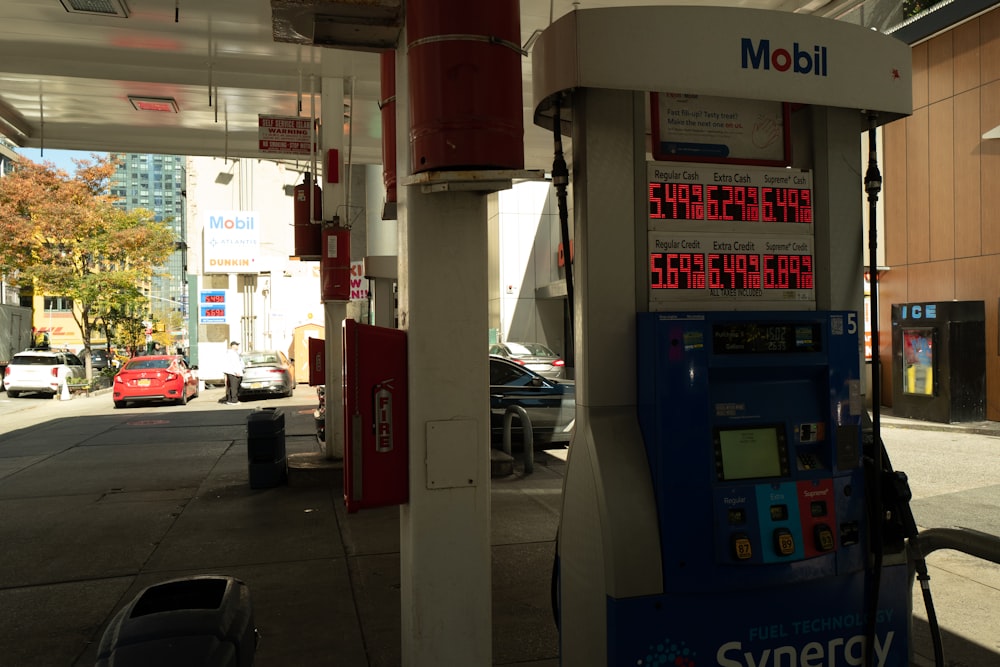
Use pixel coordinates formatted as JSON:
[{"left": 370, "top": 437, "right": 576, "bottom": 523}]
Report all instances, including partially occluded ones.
[
  {"left": 128, "top": 96, "right": 179, "bottom": 113},
  {"left": 59, "top": 0, "right": 130, "bottom": 18}
]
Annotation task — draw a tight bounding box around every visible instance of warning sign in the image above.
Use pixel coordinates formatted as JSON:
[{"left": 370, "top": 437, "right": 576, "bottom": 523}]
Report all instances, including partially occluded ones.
[{"left": 258, "top": 115, "right": 316, "bottom": 155}]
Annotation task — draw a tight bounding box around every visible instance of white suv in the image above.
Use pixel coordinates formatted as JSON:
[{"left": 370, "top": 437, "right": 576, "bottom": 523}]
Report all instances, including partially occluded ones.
[{"left": 3, "top": 349, "right": 86, "bottom": 398}]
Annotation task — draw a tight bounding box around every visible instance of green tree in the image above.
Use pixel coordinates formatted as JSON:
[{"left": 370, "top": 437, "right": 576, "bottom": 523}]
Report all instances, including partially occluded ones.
[{"left": 0, "top": 155, "right": 176, "bottom": 377}]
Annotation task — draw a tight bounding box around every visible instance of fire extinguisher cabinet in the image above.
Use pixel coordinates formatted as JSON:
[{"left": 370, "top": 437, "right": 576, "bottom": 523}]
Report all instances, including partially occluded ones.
[
  {"left": 343, "top": 320, "right": 408, "bottom": 513},
  {"left": 406, "top": 0, "right": 524, "bottom": 173},
  {"left": 293, "top": 172, "right": 322, "bottom": 259},
  {"left": 321, "top": 225, "right": 351, "bottom": 301}
]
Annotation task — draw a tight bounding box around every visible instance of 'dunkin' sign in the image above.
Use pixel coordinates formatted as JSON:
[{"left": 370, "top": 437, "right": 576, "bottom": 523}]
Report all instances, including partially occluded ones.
[{"left": 203, "top": 210, "right": 260, "bottom": 274}]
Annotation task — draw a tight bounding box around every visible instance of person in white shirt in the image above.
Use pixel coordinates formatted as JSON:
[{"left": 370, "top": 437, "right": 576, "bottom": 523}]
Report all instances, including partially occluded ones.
[{"left": 223, "top": 341, "right": 245, "bottom": 404}]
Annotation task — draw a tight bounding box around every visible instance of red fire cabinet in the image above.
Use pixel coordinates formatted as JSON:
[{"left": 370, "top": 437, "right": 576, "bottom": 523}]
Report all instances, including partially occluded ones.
[
  {"left": 343, "top": 319, "right": 408, "bottom": 512},
  {"left": 321, "top": 225, "right": 351, "bottom": 301}
]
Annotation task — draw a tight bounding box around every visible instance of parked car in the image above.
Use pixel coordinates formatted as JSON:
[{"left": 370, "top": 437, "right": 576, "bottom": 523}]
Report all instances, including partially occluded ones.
[
  {"left": 113, "top": 355, "right": 199, "bottom": 408},
  {"left": 488, "top": 342, "right": 566, "bottom": 379},
  {"left": 3, "top": 349, "right": 87, "bottom": 398},
  {"left": 239, "top": 350, "right": 296, "bottom": 400},
  {"left": 490, "top": 355, "right": 575, "bottom": 446},
  {"left": 78, "top": 347, "right": 116, "bottom": 372}
]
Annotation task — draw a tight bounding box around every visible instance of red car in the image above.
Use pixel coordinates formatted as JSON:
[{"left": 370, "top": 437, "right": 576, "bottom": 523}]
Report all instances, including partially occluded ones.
[{"left": 113, "top": 355, "right": 199, "bottom": 408}]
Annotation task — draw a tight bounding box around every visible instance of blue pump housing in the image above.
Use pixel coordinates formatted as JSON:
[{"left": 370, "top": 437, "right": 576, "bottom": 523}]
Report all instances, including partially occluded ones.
[{"left": 611, "top": 311, "right": 910, "bottom": 666}]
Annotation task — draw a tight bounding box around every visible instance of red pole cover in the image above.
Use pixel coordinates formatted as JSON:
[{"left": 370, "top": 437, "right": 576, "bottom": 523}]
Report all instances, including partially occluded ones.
[{"left": 406, "top": 0, "right": 524, "bottom": 172}]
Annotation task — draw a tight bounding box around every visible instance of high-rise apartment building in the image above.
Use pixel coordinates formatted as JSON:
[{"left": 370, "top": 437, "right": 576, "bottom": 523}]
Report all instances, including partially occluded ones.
[{"left": 109, "top": 153, "right": 188, "bottom": 346}]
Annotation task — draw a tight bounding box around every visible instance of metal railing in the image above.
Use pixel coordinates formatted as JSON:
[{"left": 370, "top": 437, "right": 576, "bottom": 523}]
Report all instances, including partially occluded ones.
[{"left": 502, "top": 405, "right": 534, "bottom": 474}]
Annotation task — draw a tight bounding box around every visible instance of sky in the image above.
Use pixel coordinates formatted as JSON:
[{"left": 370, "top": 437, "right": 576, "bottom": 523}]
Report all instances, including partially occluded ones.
[{"left": 16, "top": 148, "right": 107, "bottom": 174}]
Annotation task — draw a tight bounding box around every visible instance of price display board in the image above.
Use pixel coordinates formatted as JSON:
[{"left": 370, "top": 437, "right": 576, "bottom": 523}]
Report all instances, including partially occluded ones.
[
  {"left": 648, "top": 232, "right": 815, "bottom": 309},
  {"left": 648, "top": 162, "right": 813, "bottom": 229},
  {"left": 647, "top": 161, "right": 816, "bottom": 311},
  {"left": 199, "top": 290, "right": 228, "bottom": 324}
]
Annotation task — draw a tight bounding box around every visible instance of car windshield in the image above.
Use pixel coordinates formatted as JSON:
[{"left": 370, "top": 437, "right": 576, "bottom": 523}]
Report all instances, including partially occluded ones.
[
  {"left": 125, "top": 359, "right": 171, "bottom": 370},
  {"left": 506, "top": 342, "right": 554, "bottom": 356},
  {"left": 242, "top": 353, "right": 280, "bottom": 366},
  {"left": 11, "top": 355, "right": 58, "bottom": 365}
]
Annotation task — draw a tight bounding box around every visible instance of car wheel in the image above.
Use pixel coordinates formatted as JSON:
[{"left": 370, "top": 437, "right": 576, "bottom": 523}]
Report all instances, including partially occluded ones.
[
  {"left": 177, "top": 389, "right": 188, "bottom": 406},
  {"left": 7, "top": 390, "right": 19, "bottom": 398},
  {"left": 114, "top": 400, "right": 126, "bottom": 409}
]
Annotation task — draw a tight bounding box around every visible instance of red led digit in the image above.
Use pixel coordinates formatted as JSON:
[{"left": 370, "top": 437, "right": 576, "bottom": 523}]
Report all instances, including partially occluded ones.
[
  {"left": 649, "top": 183, "right": 664, "bottom": 219},
  {"left": 650, "top": 252, "right": 666, "bottom": 288}
]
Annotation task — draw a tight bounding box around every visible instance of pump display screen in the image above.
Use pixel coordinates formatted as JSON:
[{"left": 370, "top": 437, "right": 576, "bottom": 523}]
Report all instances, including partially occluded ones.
[
  {"left": 714, "top": 425, "right": 789, "bottom": 481},
  {"left": 713, "top": 322, "right": 822, "bottom": 354}
]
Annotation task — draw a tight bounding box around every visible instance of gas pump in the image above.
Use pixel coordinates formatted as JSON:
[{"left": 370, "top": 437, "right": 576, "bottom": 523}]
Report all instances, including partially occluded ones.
[
  {"left": 630, "top": 310, "right": 906, "bottom": 665},
  {"left": 530, "top": 6, "right": 916, "bottom": 666}
]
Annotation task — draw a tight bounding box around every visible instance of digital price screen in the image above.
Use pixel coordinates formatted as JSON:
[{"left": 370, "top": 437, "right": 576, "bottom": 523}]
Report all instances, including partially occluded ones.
[
  {"left": 762, "top": 254, "right": 814, "bottom": 289},
  {"left": 649, "top": 183, "right": 705, "bottom": 221},
  {"left": 199, "top": 290, "right": 227, "bottom": 324},
  {"left": 650, "top": 252, "right": 706, "bottom": 289},
  {"left": 648, "top": 162, "right": 812, "bottom": 226},
  {"left": 712, "top": 322, "right": 822, "bottom": 354},
  {"left": 708, "top": 253, "right": 761, "bottom": 289},
  {"left": 761, "top": 187, "right": 812, "bottom": 223},
  {"left": 648, "top": 232, "right": 815, "bottom": 308}
]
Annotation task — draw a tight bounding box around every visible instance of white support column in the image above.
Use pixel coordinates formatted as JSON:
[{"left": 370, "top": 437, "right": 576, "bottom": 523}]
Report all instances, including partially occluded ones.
[
  {"left": 395, "top": 38, "right": 492, "bottom": 665},
  {"left": 810, "top": 106, "right": 866, "bottom": 316},
  {"left": 322, "top": 73, "right": 346, "bottom": 460}
]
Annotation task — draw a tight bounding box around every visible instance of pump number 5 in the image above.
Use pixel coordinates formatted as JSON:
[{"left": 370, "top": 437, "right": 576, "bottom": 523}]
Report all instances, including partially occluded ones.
[{"left": 847, "top": 313, "right": 858, "bottom": 335}]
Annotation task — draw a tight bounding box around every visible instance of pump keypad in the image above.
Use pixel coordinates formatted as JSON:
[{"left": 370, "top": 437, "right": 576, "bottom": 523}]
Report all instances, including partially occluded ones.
[{"left": 715, "top": 478, "right": 840, "bottom": 564}]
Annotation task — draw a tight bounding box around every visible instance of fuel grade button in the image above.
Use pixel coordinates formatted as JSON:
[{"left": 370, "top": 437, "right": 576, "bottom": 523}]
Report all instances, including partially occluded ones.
[
  {"left": 814, "top": 524, "right": 835, "bottom": 552},
  {"left": 732, "top": 533, "right": 753, "bottom": 560},
  {"left": 773, "top": 527, "right": 795, "bottom": 556}
]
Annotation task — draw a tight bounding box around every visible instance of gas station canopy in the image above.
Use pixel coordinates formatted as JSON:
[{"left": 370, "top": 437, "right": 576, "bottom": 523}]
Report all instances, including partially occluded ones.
[{"left": 0, "top": 0, "right": 905, "bottom": 167}]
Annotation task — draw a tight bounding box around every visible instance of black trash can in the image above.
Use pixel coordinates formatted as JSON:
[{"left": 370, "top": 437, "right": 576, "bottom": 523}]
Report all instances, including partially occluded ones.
[
  {"left": 247, "top": 407, "right": 286, "bottom": 488},
  {"left": 95, "top": 575, "right": 256, "bottom": 667}
]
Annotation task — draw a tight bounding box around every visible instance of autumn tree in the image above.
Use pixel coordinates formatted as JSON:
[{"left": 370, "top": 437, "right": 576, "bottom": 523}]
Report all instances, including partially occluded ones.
[{"left": 0, "top": 155, "right": 176, "bottom": 376}]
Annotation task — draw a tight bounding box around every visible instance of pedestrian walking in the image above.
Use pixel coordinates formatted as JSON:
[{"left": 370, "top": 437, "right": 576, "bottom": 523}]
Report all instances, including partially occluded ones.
[{"left": 223, "top": 341, "right": 244, "bottom": 404}]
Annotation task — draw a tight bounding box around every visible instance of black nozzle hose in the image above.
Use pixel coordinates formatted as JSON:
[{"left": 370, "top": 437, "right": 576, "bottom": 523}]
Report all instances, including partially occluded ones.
[{"left": 552, "top": 96, "right": 574, "bottom": 331}]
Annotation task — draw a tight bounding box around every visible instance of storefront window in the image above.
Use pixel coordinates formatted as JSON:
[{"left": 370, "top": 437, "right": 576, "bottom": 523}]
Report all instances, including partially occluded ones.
[{"left": 902, "top": 328, "right": 934, "bottom": 396}]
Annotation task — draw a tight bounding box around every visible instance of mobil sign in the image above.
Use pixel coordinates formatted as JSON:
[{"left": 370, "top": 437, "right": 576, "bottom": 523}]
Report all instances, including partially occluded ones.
[{"left": 203, "top": 210, "right": 260, "bottom": 274}]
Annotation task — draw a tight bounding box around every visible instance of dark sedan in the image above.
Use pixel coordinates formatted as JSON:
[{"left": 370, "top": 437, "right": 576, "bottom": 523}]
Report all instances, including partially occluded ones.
[{"left": 490, "top": 355, "right": 575, "bottom": 446}]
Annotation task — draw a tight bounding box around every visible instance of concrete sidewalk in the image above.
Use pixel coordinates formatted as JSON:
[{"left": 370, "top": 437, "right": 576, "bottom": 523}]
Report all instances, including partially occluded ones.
[
  {"left": 0, "top": 389, "right": 996, "bottom": 665},
  {"left": 0, "top": 390, "right": 561, "bottom": 666}
]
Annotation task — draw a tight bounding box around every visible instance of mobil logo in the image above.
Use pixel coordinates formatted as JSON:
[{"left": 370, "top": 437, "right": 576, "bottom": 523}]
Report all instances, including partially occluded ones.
[
  {"left": 741, "top": 38, "right": 828, "bottom": 76},
  {"left": 208, "top": 213, "right": 256, "bottom": 230}
]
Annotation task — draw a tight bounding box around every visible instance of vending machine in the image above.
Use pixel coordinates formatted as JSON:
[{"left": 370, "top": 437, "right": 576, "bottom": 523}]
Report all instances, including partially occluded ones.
[{"left": 890, "top": 300, "right": 985, "bottom": 423}]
